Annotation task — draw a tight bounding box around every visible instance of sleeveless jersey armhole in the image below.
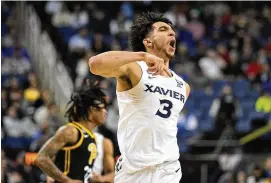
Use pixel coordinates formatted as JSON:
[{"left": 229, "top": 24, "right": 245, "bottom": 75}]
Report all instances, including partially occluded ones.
[
  {"left": 116, "top": 61, "right": 145, "bottom": 93},
  {"left": 62, "top": 123, "right": 84, "bottom": 150}
]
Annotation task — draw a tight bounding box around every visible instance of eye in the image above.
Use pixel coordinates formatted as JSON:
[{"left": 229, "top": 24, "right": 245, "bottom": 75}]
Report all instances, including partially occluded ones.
[{"left": 159, "top": 28, "right": 166, "bottom": 31}]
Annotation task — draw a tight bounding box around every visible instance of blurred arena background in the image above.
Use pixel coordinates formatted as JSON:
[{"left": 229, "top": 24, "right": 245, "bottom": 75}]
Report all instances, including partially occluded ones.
[{"left": 1, "top": 1, "right": 271, "bottom": 183}]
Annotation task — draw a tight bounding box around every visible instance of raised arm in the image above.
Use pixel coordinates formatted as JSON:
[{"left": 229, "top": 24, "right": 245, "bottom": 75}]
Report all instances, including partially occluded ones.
[
  {"left": 88, "top": 51, "right": 145, "bottom": 78},
  {"left": 35, "top": 125, "right": 81, "bottom": 183},
  {"left": 88, "top": 51, "right": 166, "bottom": 79}
]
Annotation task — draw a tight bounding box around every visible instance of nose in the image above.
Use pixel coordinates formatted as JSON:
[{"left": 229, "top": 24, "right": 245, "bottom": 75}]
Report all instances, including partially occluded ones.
[
  {"left": 103, "top": 109, "right": 107, "bottom": 116},
  {"left": 168, "top": 29, "right": 176, "bottom": 38}
]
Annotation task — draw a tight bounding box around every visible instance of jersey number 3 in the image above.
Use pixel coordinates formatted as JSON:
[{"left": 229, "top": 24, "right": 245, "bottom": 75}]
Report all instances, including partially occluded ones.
[{"left": 156, "top": 99, "right": 173, "bottom": 118}]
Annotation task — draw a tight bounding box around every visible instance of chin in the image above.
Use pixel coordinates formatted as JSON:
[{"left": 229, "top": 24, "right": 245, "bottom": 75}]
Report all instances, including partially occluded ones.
[
  {"left": 166, "top": 52, "right": 175, "bottom": 59},
  {"left": 97, "top": 122, "right": 104, "bottom": 126}
]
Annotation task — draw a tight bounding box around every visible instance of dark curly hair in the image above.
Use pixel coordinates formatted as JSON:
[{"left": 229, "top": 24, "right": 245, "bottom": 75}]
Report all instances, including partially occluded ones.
[
  {"left": 65, "top": 85, "right": 107, "bottom": 122},
  {"left": 129, "top": 12, "right": 173, "bottom": 52}
]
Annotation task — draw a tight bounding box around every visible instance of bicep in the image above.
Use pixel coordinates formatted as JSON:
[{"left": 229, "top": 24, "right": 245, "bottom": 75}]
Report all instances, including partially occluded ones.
[
  {"left": 91, "top": 62, "right": 138, "bottom": 79},
  {"left": 103, "top": 138, "right": 115, "bottom": 172},
  {"left": 37, "top": 126, "right": 78, "bottom": 158},
  {"left": 99, "top": 65, "right": 128, "bottom": 78}
]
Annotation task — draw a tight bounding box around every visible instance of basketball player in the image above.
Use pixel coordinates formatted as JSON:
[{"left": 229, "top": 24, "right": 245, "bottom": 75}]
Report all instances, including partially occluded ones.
[
  {"left": 89, "top": 12, "right": 190, "bottom": 183},
  {"left": 35, "top": 86, "right": 108, "bottom": 183},
  {"left": 46, "top": 133, "right": 115, "bottom": 183}
]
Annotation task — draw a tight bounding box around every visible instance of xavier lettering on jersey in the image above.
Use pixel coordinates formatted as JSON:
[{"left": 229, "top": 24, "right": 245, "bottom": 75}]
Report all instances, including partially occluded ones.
[{"left": 144, "top": 84, "right": 185, "bottom": 103}]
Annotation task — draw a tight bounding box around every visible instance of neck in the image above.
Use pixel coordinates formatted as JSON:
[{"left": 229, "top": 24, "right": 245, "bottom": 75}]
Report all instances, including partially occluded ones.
[
  {"left": 79, "top": 120, "right": 97, "bottom": 132},
  {"left": 147, "top": 50, "right": 171, "bottom": 76},
  {"left": 148, "top": 50, "right": 170, "bottom": 64}
]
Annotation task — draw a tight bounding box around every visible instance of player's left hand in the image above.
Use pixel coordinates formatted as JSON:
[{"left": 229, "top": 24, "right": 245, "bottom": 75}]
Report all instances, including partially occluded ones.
[{"left": 90, "top": 173, "right": 104, "bottom": 183}]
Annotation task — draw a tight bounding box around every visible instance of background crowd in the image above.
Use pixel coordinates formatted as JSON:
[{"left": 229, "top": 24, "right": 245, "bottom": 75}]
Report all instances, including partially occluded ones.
[{"left": 1, "top": 1, "right": 271, "bottom": 183}]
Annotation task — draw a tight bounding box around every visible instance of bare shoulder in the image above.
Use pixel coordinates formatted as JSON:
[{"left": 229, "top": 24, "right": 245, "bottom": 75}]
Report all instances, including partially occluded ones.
[
  {"left": 103, "top": 137, "right": 114, "bottom": 154},
  {"left": 36, "top": 125, "right": 79, "bottom": 161},
  {"left": 54, "top": 125, "right": 79, "bottom": 145},
  {"left": 185, "top": 82, "right": 191, "bottom": 98}
]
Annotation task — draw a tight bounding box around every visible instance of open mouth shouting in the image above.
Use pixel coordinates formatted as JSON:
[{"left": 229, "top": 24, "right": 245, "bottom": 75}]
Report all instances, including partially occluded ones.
[{"left": 169, "top": 39, "right": 176, "bottom": 51}]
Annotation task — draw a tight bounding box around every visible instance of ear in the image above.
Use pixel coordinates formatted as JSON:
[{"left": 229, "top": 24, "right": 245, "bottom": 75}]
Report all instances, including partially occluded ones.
[
  {"left": 88, "top": 107, "right": 94, "bottom": 115},
  {"left": 143, "top": 38, "right": 152, "bottom": 49}
]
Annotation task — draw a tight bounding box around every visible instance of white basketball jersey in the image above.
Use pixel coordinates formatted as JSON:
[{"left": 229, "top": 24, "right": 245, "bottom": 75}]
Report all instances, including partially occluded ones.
[
  {"left": 93, "top": 132, "right": 104, "bottom": 174},
  {"left": 116, "top": 61, "right": 188, "bottom": 172}
]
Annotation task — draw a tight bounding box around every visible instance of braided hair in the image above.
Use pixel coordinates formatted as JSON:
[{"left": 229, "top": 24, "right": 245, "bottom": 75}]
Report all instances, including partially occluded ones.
[{"left": 65, "top": 85, "right": 107, "bottom": 122}]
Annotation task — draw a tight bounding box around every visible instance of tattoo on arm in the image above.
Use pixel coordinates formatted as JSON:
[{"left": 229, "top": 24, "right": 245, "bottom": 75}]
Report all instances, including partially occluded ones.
[{"left": 35, "top": 126, "right": 78, "bottom": 183}]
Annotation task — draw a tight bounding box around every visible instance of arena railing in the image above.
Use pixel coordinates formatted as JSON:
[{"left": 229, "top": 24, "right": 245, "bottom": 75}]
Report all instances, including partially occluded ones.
[{"left": 15, "top": 2, "right": 73, "bottom": 116}]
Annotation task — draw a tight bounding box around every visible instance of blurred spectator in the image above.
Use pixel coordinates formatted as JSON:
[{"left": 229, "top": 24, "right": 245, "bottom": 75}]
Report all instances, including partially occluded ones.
[
  {"left": 2, "top": 151, "right": 36, "bottom": 183},
  {"left": 2, "top": 89, "right": 9, "bottom": 116},
  {"left": 75, "top": 51, "right": 93, "bottom": 89},
  {"left": 209, "top": 85, "right": 240, "bottom": 132},
  {"left": 1, "top": 1, "right": 11, "bottom": 23},
  {"left": 91, "top": 32, "right": 110, "bottom": 54},
  {"left": 235, "top": 170, "right": 247, "bottom": 183},
  {"left": 33, "top": 103, "right": 62, "bottom": 132},
  {"left": 110, "top": 39, "right": 122, "bottom": 51},
  {"left": 45, "top": 1, "right": 63, "bottom": 15},
  {"left": 109, "top": 12, "right": 132, "bottom": 39},
  {"left": 120, "top": 2, "right": 134, "bottom": 20},
  {"left": 245, "top": 59, "right": 263, "bottom": 82},
  {"left": 33, "top": 103, "right": 49, "bottom": 127},
  {"left": 264, "top": 157, "right": 271, "bottom": 178},
  {"left": 52, "top": 5, "right": 73, "bottom": 27},
  {"left": 258, "top": 49, "right": 268, "bottom": 65},
  {"left": 1, "top": 48, "right": 31, "bottom": 75},
  {"left": 177, "top": 109, "right": 198, "bottom": 132},
  {"left": 164, "top": 5, "right": 188, "bottom": 28},
  {"left": 3, "top": 106, "right": 25, "bottom": 147},
  {"left": 4, "top": 92, "right": 38, "bottom": 140},
  {"left": 2, "top": 150, "right": 8, "bottom": 183},
  {"left": 223, "top": 50, "right": 243, "bottom": 78},
  {"left": 186, "top": 9, "right": 205, "bottom": 41},
  {"left": 31, "top": 103, "right": 63, "bottom": 151},
  {"left": 23, "top": 79, "right": 41, "bottom": 103},
  {"left": 68, "top": 27, "right": 91, "bottom": 53},
  {"left": 6, "top": 78, "right": 22, "bottom": 104},
  {"left": 255, "top": 91, "right": 271, "bottom": 113},
  {"left": 86, "top": 3, "right": 108, "bottom": 33},
  {"left": 46, "top": 103, "right": 63, "bottom": 137},
  {"left": 177, "top": 108, "right": 199, "bottom": 152},
  {"left": 254, "top": 63, "right": 271, "bottom": 85},
  {"left": 13, "top": 152, "right": 35, "bottom": 183},
  {"left": 216, "top": 44, "right": 229, "bottom": 63},
  {"left": 205, "top": 2, "right": 230, "bottom": 17},
  {"left": 70, "top": 4, "right": 89, "bottom": 29},
  {"left": 23, "top": 72, "right": 38, "bottom": 90},
  {"left": 247, "top": 165, "right": 265, "bottom": 183},
  {"left": 199, "top": 49, "right": 226, "bottom": 80},
  {"left": 2, "top": 27, "right": 16, "bottom": 47},
  {"left": 33, "top": 90, "right": 52, "bottom": 109},
  {"left": 241, "top": 45, "right": 253, "bottom": 64},
  {"left": 105, "top": 98, "right": 119, "bottom": 133},
  {"left": 208, "top": 17, "right": 224, "bottom": 41},
  {"left": 225, "top": 51, "right": 244, "bottom": 78}
]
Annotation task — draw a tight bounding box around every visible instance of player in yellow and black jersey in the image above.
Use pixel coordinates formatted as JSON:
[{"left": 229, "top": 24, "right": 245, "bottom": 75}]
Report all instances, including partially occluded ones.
[{"left": 35, "top": 86, "right": 108, "bottom": 183}]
